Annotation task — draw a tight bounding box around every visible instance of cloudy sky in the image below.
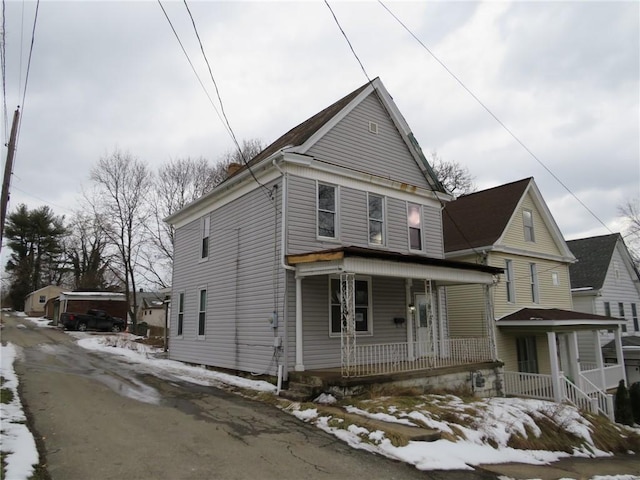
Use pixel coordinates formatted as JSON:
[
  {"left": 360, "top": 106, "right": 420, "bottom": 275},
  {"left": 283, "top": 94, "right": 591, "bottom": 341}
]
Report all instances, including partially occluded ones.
[{"left": 2, "top": 1, "right": 639, "bottom": 244}]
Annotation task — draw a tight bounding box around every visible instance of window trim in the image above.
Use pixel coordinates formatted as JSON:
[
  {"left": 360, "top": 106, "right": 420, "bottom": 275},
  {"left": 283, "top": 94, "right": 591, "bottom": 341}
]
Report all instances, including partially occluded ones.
[
  {"left": 619, "top": 302, "right": 625, "bottom": 319},
  {"left": 367, "top": 192, "right": 386, "bottom": 247},
  {"left": 632, "top": 303, "right": 638, "bottom": 332},
  {"left": 328, "top": 275, "right": 373, "bottom": 338},
  {"left": 604, "top": 301, "right": 611, "bottom": 317},
  {"left": 200, "top": 215, "right": 210, "bottom": 261},
  {"left": 38, "top": 295, "right": 46, "bottom": 303},
  {"left": 551, "top": 271, "right": 559, "bottom": 286},
  {"left": 505, "top": 259, "right": 515, "bottom": 303},
  {"left": 523, "top": 209, "right": 535, "bottom": 242},
  {"left": 516, "top": 336, "right": 539, "bottom": 374},
  {"left": 317, "top": 182, "right": 339, "bottom": 240},
  {"left": 176, "top": 291, "right": 185, "bottom": 337},
  {"left": 197, "top": 287, "right": 207, "bottom": 338},
  {"left": 530, "top": 263, "right": 539, "bottom": 304},
  {"left": 407, "top": 202, "right": 423, "bottom": 252}
]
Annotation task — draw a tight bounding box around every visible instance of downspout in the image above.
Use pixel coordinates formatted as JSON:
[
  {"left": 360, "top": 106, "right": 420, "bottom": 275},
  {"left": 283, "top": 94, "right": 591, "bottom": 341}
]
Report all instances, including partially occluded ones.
[{"left": 273, "top": 159, "right": 296, "bottom": 381}]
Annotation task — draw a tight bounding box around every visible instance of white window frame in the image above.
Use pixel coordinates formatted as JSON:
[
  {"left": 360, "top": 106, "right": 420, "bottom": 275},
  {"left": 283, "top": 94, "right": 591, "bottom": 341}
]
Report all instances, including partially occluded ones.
[
  {"left": 367, "top": 193, "right": 385, "bottom": 246},
  {"left": 200, "top": 215, "right": 210, "bottom": 261},
  {"left": 197, "top": 287, "right": 207, "bottom": 338},
  {"left": 523, "top": 209, "right": 535, "bottom": 242},
  {"left": 505, "top": 259, "right": 515, "bottom": 303},
  {"left": 407, "top": 202, "right": 423, "bottom": 251},
  {"left": 38, "top": 295, "right": 46, "bottom": 303},
  {"left": 551, "top": 271, "right": 559, "bottom": 286},
  {"left": 176, "top": 291, "right": 185, "bottom": 337},
  {"left": 328, "top": 275, "right": 373, "bottom": 337},
  {"left": 317, "top": 182, "right": 339, "bottom": 240},
  {"left": 530, "top": 263, "right": 539, "bottom": 303}
]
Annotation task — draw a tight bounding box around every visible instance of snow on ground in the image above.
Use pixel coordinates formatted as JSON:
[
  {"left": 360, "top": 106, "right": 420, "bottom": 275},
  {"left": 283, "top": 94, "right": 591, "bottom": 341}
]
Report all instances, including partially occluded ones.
[
  {"left": 22, "top": 316, "right": 55, "bottom": 328},
  {"left": 0, "top": 343, "right": 39, "bottom": 480}
]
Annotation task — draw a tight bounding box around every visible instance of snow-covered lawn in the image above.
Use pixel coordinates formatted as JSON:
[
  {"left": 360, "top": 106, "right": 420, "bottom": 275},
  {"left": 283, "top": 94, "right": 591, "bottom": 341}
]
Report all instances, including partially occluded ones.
[{"left": 4, "top": 314, "right": 640, "bottom": 479}]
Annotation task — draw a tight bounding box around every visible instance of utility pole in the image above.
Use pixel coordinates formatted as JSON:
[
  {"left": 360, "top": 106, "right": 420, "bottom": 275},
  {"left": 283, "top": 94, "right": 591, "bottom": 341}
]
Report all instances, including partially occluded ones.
[{"left": 0, "top": 108, "right": 21, "bottom": 248}]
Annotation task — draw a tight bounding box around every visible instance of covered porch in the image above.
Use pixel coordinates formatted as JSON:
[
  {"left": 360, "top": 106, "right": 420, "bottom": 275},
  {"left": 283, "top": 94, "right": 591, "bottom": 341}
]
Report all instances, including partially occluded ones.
[
  {"left": 498, "top": 308, "right": 626, "bottom": 420},
  {"left": 286, "top": 246, "right": 503, "bottom": 380}
]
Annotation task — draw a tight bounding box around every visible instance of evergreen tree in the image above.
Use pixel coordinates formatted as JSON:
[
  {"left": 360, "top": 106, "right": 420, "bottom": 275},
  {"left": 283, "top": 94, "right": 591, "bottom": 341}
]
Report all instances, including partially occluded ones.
[
  {"left": 629, "top": 382, "right": 640, "bottom": 425},
  {"left": 615, "top": 379, "right": 634, "bottom": 426}
]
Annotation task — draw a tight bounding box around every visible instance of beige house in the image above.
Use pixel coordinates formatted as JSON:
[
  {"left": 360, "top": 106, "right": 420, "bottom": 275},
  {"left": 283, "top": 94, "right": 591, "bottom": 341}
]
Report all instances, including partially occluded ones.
[
  {"left": 24, "top": 285, "right": 65, "bottom": 317},
  {"left": 442, "top": 178, "right": 625, "bottom": 420}
]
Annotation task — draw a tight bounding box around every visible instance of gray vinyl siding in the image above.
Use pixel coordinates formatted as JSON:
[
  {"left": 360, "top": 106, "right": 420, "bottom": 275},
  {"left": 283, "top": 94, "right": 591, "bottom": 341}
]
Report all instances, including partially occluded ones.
[
  {"left": 307, "top": 92, "right": 432, "bottom": 189},
  {"left": 170, "top": 179, "right": 285, "bottom": 376},
  {"left": 287, "top": 175, "right": 443, "bottom": 258},
  {"left": 300, "top": 275, "right": 408, "bottom": 370}
]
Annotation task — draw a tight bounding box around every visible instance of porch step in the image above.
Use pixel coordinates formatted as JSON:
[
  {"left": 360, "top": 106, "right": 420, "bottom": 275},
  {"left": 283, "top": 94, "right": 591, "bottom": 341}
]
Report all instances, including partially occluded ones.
[
  {"left": 316, "top": 405, "right": 442, "bottom": 443},
  {"left": 278, "top": 381, "right": 321, "bottom": 402}
]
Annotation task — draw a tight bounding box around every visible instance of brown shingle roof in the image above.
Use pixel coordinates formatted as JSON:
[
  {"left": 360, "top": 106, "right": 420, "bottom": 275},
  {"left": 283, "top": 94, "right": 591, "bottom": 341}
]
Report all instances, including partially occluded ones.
[
  {"left": 443, "top": 178, "right": 532, "bottom": 253},
  {"left": 498, "top": 307, "right": 618, "bottom": 322},
  {"left": 566, "top": 233, "right": 620, "bottom": 290}
]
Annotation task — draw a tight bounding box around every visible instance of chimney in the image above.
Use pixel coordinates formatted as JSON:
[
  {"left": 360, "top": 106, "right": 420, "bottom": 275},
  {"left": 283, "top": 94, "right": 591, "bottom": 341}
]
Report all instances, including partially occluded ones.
[{"left": 226, "top": 162, "right": 242, "bottom": 177}]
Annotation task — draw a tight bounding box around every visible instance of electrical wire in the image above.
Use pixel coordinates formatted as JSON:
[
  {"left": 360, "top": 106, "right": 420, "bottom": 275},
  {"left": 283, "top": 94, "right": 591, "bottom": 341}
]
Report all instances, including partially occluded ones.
[
  {"left": 378, "top": 0, "right": 612, "bottom": 235},
  {"left": 1, "top": 0, "right": 8, "bottom": 142}
]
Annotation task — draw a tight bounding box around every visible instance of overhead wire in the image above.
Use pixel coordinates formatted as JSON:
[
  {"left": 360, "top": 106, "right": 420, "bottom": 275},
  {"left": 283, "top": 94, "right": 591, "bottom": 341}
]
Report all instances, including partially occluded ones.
[
  {"left": 1, "top": 0, "right": 8, "bottom": 142},
  {"left": 377, "top": 0, "right": 612, "bottom": 235}
]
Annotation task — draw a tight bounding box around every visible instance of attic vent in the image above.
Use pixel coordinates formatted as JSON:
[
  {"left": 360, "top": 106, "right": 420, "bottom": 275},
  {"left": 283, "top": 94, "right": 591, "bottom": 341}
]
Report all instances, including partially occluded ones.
[{"left": 368, "top": 121, "right": 378, "bottom": 134}]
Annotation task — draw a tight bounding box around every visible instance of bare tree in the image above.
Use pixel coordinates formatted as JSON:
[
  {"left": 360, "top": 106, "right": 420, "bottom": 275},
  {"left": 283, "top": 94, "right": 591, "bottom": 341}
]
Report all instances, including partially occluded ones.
[
  {"left": 87, "top": 149, "right": 151, "bottom": 328},
  {"left": 428, "top": 151, "right": 476, "bottom": 197},
  {"left": 619, "top": 198, "right": 640, "bottom": 267}
]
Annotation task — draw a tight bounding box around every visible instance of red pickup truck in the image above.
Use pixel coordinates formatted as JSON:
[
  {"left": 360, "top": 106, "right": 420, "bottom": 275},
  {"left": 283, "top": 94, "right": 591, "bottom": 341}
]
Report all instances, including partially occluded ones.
[{"left": 60, "top": 309, "right": 126, "bottom": 333}]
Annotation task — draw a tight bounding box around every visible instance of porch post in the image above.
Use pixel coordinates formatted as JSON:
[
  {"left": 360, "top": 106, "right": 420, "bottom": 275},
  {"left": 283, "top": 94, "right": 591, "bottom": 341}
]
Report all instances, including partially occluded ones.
[
  {"left": 568, "top": 331, "right": 581, "bottom": 386},
  {"left": 340, "top": 273, "right": 356, "bottom": 376},
  {"left": 594, "top": 330, "right": 606, "bottom": 389},
  {"left": 484, "top": 283, "right": 497, "bottom": 360},
  {"left": 614, "top": 326, "right": 628, "bottom": 385},
  {"left": 547, "top": 331, "right": 563, "bottom": 402},
  {"left": 406, "top": 279, "right": 414, "bottom": 360},
  {"left": 295, "top": 275, "right": 304, "bottom": 371}
]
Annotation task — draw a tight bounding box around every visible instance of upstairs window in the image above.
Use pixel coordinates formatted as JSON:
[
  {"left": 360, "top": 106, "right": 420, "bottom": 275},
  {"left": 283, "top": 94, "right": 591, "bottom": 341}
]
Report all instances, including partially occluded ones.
[
  {"left": 505, "top": 259, "right": 515, "bottom": 303},
  {"left": 201, "top": 215, "right": 210, "bottom": 259},
  {"left": 177, "top": 292, "right": 184, "bottom": 336},
  {"left": 367, "top": 193, "right": 385, "bottom": 245},
  {"left": 632, "top": 303, "right": 638, "bottom": 332},
  {"left": 530, "top": 263, "right": 539, "bottom": 303},
  {"left": 39, "top": 295, "right": 46, "bottom": 303},
  {"left": 407, "top": 203, "right": 422, "bottom": 251},
  {"left": 619, "top": 302, "right": 625, "bottom": 319},
  {"left": 523, "top": 209, "right": 535, "bottom": 242},
  {"left": 604, "top": 302, "right": 611, "bottom": 317},
  {"left": 198, "top": 288, "right": 207, "bottom": 337},
  {"left": 317, "top": 183, "right": 337, "bottom": 239}
]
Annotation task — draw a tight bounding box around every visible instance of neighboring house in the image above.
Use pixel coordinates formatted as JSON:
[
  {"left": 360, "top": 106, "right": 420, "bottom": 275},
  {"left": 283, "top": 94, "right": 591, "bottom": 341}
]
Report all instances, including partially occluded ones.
[
  {"left": 52, "top": 291, "right": 128, "bottom": 326},
  {"left": 137, "top": 289, "right": 171, "bottom": 336},
  {"left": 24, "top": 285, "right": 65, "bottom": 317},
  {"left": 166, "top": 78, "right": 504, "bottom": 397},
  {"left": 443, "top": 178, "right": 625, "bottom": 419},
  {"left": 567, "top": 233, "right": 640, "bottom": 384}
]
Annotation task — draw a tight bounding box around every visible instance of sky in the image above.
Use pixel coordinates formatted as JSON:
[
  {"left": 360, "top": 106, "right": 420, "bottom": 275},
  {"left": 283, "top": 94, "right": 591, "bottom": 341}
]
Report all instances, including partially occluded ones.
[
  {"left": 2, "top": 1, "right": 639, "bottom": 246},
  {"left": 4, "top": 315, "right": 640, "bottom": 478}
]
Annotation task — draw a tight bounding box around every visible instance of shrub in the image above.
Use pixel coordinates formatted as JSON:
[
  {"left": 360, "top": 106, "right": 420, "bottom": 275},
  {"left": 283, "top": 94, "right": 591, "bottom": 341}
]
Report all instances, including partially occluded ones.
[
  {"left": 615, "top": 379, "right": 634, "bottom": 426},
  {"left": 629, "top": 382, "right": 640, "bottom": 424}
]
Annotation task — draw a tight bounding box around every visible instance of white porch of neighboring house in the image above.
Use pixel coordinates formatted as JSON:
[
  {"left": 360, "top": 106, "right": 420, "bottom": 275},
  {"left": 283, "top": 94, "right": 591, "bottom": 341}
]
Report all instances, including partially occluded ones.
[
  {"left": 286, "top": 247, "right": 503, "bottom": 382},
  {"left": 499, "top": 311, "right": 627, "bottom": 421}
]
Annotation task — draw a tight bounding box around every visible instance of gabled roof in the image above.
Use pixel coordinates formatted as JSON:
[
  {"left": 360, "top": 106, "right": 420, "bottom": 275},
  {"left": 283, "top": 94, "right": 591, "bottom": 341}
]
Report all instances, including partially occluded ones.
[
  {"left": 443, "top": 178, "right": 531, "bottom": 253},
  {"left": 566, "top": 233, "right": 621, "bottom": 291}
]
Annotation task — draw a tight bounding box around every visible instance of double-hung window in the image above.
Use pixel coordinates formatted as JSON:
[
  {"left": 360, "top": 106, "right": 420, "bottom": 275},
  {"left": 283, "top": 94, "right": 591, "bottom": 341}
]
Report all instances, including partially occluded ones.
[
  {"left": 367, "top": 193, "right": 385, "bottom": 245},
  {"left": 39, "top": 295, "right": 46, "bottom": 303},
  {"left": 317, "top": 183, "right": 337, "bottom": 239},
  {"left": 198, "top": 288, "right": 207, "bottom": 337},
  {"left": 407, "top": 203, "right": 422, "bottom": 251},
  {"left": 177, "top": 292, "right": 184, "bottom": 336},
  {"left": 201, "top": 215, "right": 210, "bottom": 259},
  {"left": 516, "top": 336, "right": 538, "bottom": 373},
  {"left": 505, "top": 259, "right": 515, "bottom": 303},
  {"left": 329, "top": 277, "right": 372, "bottom": 336},
  {"left": 523, "top": 209, "right": 535, "bottom": 242},
  {"left": 604, "top": 301, "right": 611, "bottom": 317},
  {"left": 529, "top": 263, "right": 539, "bottom": 303},
  {"left": 632, "top": 303, "right": 638, "bottom": 332}
]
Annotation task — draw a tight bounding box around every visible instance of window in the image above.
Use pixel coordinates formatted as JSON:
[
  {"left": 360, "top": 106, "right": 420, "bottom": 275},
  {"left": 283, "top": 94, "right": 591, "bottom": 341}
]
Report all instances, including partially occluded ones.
[
  {"left": 38, "top": 295, "right": 46, "bottom": 303},
  {"left": 201, "top": 215, "right": 210, "bottom": 259},
  {"left": 367, "top": 193, "right": 385, "bottom": 245},
  {"left": 530, "top": 263, "right": 539, "bottom": 303},
  {"left": 551, "top": 272, "right": 559, "bottom": 286},
  {"left": 632, "top": 303, "right": 638, "bottom": 332},
  {"left": 604, "top": 302, "right": 611, "bottom": 317},
  {"left": 516, "top": 336, "right": 539, "bottom": 373},
  {"left": 177, "top": 292, "right": 184, "bottom": 336},
  {"left": 329, "top": 277, "right": 372, "bottom": 335},
  {"left": 317, "top": 183, "right": 337, "bottom": 238},
  {"left": 619, "top": 302, "right": 625, "bottom": 318},
  {"left": 407, "top": 203, "right": 422, "bottom": 250},
  {"left": 523, "top": 209, "right": 535, "bottom": 242},
  {"left": 505, "top": 259, "right": 515, "bottom": 303},
  {"left": 198, "top": 289, "right": 207, "bottom": 336}
]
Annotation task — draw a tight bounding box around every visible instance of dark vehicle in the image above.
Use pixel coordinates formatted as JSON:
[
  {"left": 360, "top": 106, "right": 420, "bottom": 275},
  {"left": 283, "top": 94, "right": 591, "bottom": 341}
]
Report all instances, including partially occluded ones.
[{"left": 60, "top": 309, "right": 126, "bottom": 333}]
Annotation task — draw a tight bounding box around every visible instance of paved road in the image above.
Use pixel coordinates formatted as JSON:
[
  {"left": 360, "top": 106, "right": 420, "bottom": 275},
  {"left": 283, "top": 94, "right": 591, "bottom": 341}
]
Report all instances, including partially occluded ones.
[{"left": 2, "top": 312, "right": 495, "bottom": 480}]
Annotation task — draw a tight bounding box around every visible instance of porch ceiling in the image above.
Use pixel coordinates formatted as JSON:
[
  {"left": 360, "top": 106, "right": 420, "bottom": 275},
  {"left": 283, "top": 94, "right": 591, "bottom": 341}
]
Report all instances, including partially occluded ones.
[{"left": 287, "top": 246, "right": 501, "bottom": 285}]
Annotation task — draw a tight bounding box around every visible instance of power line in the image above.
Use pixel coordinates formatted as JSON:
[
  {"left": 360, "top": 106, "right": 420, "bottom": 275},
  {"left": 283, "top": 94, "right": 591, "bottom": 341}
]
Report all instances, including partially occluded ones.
[
  {"left": 1, "top": 0, "right": 8, "bottom": 142},
  {"left": 378, "top": 0, "right": 612, "bottom": 235}
]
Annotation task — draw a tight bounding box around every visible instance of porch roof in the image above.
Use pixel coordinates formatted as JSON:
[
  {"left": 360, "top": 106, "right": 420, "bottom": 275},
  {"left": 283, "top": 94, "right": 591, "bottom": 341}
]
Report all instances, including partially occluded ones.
[
  {"left": 496, "top": 307, "right": 624, "bottom": 332},
  {"left": 287, "top": 246, "right": 502, "bottom": 285}
]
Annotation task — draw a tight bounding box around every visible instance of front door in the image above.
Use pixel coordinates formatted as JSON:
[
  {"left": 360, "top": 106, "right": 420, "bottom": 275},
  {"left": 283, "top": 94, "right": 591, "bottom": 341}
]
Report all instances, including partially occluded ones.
[{"left": 415, "top": 294, "right": 433, "bottom": 357}]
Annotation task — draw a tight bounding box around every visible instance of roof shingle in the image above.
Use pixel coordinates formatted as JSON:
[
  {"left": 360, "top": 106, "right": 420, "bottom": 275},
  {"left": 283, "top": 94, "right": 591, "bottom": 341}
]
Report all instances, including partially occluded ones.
[{"left": 566, "top": 233, "right": 620, "bottom": 290}]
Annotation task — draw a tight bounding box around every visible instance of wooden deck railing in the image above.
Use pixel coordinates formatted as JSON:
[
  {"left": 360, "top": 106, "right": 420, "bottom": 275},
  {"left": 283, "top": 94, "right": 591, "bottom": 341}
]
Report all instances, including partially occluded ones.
[{"left": 503, "top": 371, "right": 555, "bottom": 401}]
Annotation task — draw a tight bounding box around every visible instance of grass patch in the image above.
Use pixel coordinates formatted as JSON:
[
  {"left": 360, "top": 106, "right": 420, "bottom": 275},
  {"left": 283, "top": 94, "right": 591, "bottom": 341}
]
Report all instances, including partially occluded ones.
[
  {"left": 507, "top": 415, "right": 586, "bottom": 453},
  {"left": 1, "top": 387, "right": 14, "bottom": 404},
  {"left": 585, "top": 412, "right": 640, "bottom": 454}
]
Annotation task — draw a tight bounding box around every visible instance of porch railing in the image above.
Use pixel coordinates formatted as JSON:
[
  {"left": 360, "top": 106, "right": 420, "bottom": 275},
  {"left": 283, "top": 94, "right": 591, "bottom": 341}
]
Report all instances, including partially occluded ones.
[
  {"left": 347, "top": 337, "right": 493, "bottom": 377},
  {"left": 580, "top": 364, "right": 625, "bottom": 391},
  {"left": 577, "top": 374, "right": 615, "bottom": 421},
  {"left": 503, "top": 371, "right": 555, "bottom": 401}
]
